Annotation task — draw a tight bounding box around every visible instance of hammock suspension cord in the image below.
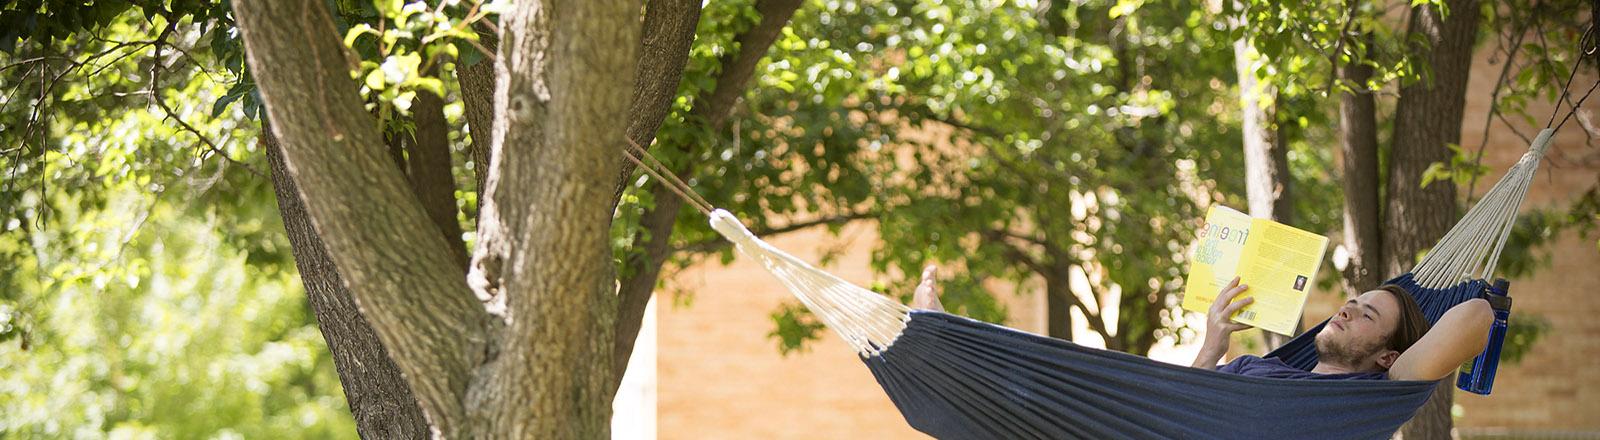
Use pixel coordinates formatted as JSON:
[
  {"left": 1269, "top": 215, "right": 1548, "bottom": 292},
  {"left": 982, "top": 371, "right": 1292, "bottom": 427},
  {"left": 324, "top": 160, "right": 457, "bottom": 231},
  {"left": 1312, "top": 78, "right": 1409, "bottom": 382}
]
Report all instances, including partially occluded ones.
[
  {"left": 1546, "top": 18, "right": 1599, "bottom": 133},
  {"left": 622, "top": 139, "right": 714, "bottom": 216},
  {"left": 622, "top": 140, "right": 910, "bottom": 356},
  {"left": 1410, "top": 128, "right": 1553, "bottom": 288}
]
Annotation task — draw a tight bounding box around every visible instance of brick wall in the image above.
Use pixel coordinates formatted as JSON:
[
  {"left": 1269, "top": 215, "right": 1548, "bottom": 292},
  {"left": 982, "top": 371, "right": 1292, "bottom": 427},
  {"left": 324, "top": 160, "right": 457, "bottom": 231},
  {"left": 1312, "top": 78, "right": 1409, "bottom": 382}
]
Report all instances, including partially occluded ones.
[{"left": 1452, "top": 47, "right": 1600, "bottom": 432}]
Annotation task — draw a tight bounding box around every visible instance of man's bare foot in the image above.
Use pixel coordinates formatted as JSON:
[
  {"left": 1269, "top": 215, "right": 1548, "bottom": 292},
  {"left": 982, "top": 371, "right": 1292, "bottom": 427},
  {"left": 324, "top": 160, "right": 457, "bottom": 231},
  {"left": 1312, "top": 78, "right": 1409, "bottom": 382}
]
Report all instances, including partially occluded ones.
[{"left": 911, "top": 265, "right": 944, "bottom": 312}]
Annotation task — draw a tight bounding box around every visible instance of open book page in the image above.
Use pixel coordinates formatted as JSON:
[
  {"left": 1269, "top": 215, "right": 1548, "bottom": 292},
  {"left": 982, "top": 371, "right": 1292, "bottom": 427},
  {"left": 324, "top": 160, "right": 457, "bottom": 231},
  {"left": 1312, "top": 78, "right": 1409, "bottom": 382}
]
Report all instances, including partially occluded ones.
[
  {"left": 1181, "top": 206, "right": 1253, "bottom": 316},
  {"left": 1182, "top": 205, "right": 1330, "bottom": 336},
  {"left": 1234, "top": 219, "right": 1329, "bottom": 335}
]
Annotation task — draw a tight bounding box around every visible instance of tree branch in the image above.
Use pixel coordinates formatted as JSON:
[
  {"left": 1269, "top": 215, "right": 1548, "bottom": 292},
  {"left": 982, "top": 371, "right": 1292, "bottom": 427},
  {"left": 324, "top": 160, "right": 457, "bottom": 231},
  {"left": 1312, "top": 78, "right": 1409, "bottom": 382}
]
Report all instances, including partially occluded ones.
[
  {"left": 456, "top": 26, "right": 497, "bottom": 216},
  {"left": 609, "top": 0, "right": 805, "bottom": 385},
  {"left": 263, "top": 132, "right": 430, "bottom": 439},
  {"left": 672, "top": 210, "right": 879, "bottom": 254},
  {"left": 233, "top": 0, "right": 489, "bottom": 435},
  {"left": 405, "top": 86, "right": 469, "bottom": 271},
  {"left": 611, "top": 185, "right": 683, "bottom": 383},
  {"left": 1320, "top": 0, "right": 1360, "bottom": 96},
  {"left": 611, "top": 0, "right": 706, "bottom": 208},
  {"left": 985, "top": 230, "right": 1115, "bottom": 342},
  {"left": 1468, "top": 22, "right": 1528, "bottom": 196},
  {"left": 149, "top": 24, "right": 268, "bottom": 180},
  {"left": 696, "top": 0, "right": 804, "bottom": 128}
]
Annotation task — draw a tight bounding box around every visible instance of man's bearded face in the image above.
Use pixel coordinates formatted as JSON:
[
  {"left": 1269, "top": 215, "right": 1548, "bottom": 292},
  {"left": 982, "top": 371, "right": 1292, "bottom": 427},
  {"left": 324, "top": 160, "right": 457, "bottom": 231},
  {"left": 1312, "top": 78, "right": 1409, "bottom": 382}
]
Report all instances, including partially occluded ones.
[
  {"left": 1315, "top": 327, "right": 1387, "bottom": 367},
  {"left": 1314, "top": 290, "right": 1403, "bottom": 370}
]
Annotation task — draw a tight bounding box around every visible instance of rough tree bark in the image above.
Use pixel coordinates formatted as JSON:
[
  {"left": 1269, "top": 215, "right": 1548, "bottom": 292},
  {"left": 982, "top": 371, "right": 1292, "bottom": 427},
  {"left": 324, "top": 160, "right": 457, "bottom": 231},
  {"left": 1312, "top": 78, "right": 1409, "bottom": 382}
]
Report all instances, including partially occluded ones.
[
  {"left": 458, "top": 29, "right": 498, "bottom": 208},
  {"left": 610, "top": 0, "right": 805, "bottom": 381},
  {"left": 461, "top": 0, "right": 639, "bottom": 436},
  {"left": 604, "top": 0, "right": 706, "bottom": 386},
  {"left": 1338, "top": 35, "right": 1384, "bottom": 293},
  {"left": 264, "top": 132, "right": 431, "bottom": 439},
  {"left": 250, "top": 0, "right": 705, "bottom": 434},
  {"left": 1387, "top": 0, "right": 1481, "bottom": 437},
  {"left": 449, "top": 0, "right": 707, "bottom": 390},
  {"left": 406, "top": 88, "right": 470, "bottom": 270},
  {"left": 236, "top": 0, "right": 491, "bottom": 436},
  {"left": 610, "top": 0, "right": 706, "bottom": 205},
  {"left": 262, "top": 51, "right": 470, "bottom": 440}
]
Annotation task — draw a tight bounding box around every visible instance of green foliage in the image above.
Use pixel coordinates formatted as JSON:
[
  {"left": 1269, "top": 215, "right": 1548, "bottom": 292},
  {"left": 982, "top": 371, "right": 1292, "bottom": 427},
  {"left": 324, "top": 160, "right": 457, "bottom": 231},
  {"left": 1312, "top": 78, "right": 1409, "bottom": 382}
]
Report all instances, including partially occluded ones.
[
  {"left": 1565, "top": 183, "right": 1600, "bottom": 251},
  {"left": 0, "top": 0, "right": 227, "bottom": 54},
  {"left": 0, "top": 188, "right": 356, "bottom": 438},
  {"left": 838, "top": 0, "right": 1243, "bottom": 353},
  {"left": 768, "top": 303, "right": 826, "bottom": 356},
  {"left": 1233, "top": 0, "right": 1594, "bottom": 365},
  {"left": 1, "top": 8, "right": 354, "bottom": 436},
  {"left": 1419, "top": 143, "right": 1493, "bottom": 189},
  {"left": 1500, "top": 311, "right": 1548, "bottom": 365},
  {"left": 340, "top": 0, "right": 502, "bottom": 128},
  {"left": 624, "top": 0, "right": 1256, "bottom": 355},
  {"left": 0, "top": 93, "right": 351, "bottom": 435},
  {"left": 1493, "top": 210, "right": 1562, "bottom": 280}
]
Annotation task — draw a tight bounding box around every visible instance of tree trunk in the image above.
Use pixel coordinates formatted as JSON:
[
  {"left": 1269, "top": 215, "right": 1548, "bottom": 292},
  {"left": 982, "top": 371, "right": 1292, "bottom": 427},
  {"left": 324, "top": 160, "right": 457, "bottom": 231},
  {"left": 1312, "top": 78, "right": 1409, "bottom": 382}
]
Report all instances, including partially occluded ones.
[
  {"left": 1388, "top": 1, "right": 1481, "bottom": 437},
  {"left": 1339, "top": 34, "right": 1384, "bottom": 293},
  {"left": 462, "top": 0, "right": 639, "bottom": 436},
  {"left": 235, "top": 0, "right": 492, "bottom": 435},
  {"left": 1044, "top": 272, "right": 1074, "bottom": 340},
  {"left": 1234, "top": 32, "right": 1297, "bottom": 349},
  {"left": 1236, "top": 40, "right": 1284, "bottom": 226},
  {"left": 242, "top": 0, "right": 697, "bottom": 434},
  {"left": 612, "top": 183, "right": 684, "bottom": 382},
  {"left": 456, "top": 2, "right": 703, "bottom": 395},
  {"left": 448, "top": 1, "right": 706, "bottom": 395},
  {"left": 264, "top": 132, "right": 430, "bottom": 439}
]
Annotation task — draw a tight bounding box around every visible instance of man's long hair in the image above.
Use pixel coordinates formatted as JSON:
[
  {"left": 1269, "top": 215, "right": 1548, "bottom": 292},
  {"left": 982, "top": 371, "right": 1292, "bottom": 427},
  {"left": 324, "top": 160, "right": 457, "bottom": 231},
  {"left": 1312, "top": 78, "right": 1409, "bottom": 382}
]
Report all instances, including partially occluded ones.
[{"left": 1374, "top": 284, "right": 1431, "bottom": 353}]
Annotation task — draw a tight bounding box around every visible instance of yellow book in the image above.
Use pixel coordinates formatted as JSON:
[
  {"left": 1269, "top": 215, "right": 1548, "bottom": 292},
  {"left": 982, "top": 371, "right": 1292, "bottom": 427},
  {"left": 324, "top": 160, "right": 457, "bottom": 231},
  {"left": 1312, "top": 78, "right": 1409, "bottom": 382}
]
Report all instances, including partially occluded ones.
[{"left": 1181, "top": 205, "right": 1330, "bottom": 336}]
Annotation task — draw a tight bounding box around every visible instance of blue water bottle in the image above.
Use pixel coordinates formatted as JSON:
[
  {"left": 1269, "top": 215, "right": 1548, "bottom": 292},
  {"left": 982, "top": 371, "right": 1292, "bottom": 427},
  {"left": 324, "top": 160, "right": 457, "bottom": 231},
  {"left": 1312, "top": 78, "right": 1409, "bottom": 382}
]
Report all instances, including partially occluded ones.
[{"left": 1457, "top": 278, "right": 1511, "bottom": 395}]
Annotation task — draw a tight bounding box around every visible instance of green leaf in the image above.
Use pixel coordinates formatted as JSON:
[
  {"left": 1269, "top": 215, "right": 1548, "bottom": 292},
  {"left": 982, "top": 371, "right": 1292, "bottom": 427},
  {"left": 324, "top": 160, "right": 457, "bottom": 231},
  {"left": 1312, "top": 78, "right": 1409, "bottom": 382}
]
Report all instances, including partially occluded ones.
[
  {"left": 343, "top": 23, "right": 376, "bottom": 47},
  {"left": 365, "top": 69, "right": 386, "bottom": 90},
  {"left": 211, "top": 91, "right": 241, "bottom": 118}
]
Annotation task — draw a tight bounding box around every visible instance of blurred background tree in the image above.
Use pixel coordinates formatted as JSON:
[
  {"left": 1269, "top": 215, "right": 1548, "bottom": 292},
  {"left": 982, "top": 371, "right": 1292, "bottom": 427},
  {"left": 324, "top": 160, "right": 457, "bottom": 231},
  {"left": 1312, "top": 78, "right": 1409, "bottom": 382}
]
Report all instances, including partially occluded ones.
[{"left": 0, "top": 11, "right": 352, "bottom": 435}]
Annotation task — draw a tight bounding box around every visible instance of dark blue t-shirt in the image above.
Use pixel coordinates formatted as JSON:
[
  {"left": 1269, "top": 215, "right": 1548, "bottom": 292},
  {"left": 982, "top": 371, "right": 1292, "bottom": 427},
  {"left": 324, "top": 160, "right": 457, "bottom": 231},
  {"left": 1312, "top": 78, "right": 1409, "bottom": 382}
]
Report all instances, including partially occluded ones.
[{"left": 1217, "top": 355, "right": 1388, "bottom": 380}]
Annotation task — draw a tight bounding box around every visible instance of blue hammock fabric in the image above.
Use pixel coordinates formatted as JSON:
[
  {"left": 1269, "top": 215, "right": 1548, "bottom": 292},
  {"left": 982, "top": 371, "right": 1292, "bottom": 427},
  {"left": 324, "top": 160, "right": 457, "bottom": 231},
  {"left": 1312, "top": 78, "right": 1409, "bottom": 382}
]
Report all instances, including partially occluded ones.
[{"left": 862, "top": 274, "right": 1490, "bottom": 439}]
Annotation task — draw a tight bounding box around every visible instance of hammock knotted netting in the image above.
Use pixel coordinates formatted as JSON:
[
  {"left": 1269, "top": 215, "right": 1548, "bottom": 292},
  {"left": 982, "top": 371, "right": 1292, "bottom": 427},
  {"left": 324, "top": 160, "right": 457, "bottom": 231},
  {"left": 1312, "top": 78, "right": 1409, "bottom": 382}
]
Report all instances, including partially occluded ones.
[{"left": 689, "top": 127, "right": 1558, "bottom": 439}]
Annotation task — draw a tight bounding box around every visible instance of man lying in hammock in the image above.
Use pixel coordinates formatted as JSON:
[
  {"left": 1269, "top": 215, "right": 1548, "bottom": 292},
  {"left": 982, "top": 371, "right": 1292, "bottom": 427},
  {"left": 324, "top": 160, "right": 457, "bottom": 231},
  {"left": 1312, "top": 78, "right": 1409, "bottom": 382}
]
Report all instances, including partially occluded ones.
[{"left": 911, "top": 267, "right": 1493, "bottom": 382}]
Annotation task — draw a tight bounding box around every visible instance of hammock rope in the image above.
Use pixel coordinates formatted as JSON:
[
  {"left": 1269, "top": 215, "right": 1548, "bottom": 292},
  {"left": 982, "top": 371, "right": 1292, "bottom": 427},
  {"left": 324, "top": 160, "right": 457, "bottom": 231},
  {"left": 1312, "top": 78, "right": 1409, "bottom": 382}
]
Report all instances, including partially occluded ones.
[
  {"left": 707, "top": 208, "right": 911, "bottom": 356},
  {"left": 624, "top": 139, "right": 713, "bottom": 216},
  {"left": 1412, "top": 128, "right": 1553, "bottom": 287},
  {"left": 1546, "top": 19, "right": 1598, "bottom": 132}
]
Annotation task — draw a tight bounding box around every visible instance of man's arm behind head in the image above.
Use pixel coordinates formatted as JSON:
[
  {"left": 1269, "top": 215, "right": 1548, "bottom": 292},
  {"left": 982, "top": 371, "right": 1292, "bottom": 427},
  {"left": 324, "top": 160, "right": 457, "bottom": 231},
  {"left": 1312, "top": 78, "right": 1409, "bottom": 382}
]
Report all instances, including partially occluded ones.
[{"left": 1387, "top": 298, "right": 1494, "bottom": 381}]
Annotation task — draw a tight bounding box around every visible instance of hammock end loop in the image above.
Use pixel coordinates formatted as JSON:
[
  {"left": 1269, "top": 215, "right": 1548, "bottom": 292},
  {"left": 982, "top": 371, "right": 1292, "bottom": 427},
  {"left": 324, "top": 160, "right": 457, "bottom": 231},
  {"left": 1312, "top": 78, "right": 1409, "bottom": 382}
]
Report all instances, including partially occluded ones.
[
  {"left": 709, "top": 209, "right": 759, "bottom": 246},
  {"left": 1528, "top": 128, "right": 1557, "bottom": 158}
]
